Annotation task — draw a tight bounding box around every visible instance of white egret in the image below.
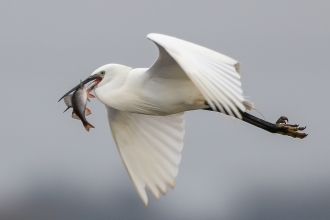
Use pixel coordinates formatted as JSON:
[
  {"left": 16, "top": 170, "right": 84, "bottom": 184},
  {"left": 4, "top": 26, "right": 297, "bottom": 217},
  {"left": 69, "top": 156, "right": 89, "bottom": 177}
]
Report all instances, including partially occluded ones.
[{"left": 59, "top": 33, "right": 307, "bottom": 205}]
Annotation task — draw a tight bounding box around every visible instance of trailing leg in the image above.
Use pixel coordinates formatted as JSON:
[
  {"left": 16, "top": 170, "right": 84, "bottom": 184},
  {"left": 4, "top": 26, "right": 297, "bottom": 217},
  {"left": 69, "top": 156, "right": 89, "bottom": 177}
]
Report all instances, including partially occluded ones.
[
  {"left": 241, "top": 112, "right": 307, "bottom": 139},
  {"left": 203, "top": 107, "right": 307, "bottom": 139}
]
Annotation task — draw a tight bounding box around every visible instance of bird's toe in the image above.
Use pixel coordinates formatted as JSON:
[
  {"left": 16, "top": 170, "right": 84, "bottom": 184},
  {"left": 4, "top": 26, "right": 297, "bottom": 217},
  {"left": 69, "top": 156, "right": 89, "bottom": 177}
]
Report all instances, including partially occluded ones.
[{"left": 276, "top": 117, "right": 307, "bottom": 139}]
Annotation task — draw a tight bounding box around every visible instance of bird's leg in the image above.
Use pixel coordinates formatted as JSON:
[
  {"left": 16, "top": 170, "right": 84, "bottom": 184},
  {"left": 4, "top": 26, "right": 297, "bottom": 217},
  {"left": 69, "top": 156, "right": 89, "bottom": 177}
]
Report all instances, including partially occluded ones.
[
  {"left": 202, "top": 107, "right": 307, "bottom": 139},
  {"left": 240, "top": 112, "right": 307, "bottom": 139}
]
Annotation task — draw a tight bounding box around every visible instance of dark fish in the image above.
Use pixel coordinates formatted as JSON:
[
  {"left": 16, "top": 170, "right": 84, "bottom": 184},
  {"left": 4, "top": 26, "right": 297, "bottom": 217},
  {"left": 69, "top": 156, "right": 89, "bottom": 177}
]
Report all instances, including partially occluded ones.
[
  {"left": 62, "top": 94, "right": 92, "bottom": 118},
  {"left": 71, "top": 81, "right": 94, "bottom": 131}
]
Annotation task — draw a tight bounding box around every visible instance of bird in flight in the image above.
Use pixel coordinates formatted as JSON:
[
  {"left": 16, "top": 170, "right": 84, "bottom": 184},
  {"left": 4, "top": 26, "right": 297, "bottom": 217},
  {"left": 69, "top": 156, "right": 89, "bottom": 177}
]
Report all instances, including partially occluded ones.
[{"left": 59, "top": 33, "right": 307, "bottom": 206}]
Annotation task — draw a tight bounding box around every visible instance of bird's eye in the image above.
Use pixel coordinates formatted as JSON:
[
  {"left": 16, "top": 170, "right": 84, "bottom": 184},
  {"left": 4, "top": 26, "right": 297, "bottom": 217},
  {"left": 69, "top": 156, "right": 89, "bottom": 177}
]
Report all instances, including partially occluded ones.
[{"left": 100, "top": 71, "right": 105, "bottom": 76}]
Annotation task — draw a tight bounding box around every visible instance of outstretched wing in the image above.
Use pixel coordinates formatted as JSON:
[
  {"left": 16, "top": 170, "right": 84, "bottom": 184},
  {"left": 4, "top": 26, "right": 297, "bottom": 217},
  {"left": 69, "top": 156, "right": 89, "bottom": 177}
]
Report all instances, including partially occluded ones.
[
  {"left": 147, "top": 33, "right": 252, "bottom": 118},
  {"left": 106, "top": 106, "right": 185, "bottom": 206}
]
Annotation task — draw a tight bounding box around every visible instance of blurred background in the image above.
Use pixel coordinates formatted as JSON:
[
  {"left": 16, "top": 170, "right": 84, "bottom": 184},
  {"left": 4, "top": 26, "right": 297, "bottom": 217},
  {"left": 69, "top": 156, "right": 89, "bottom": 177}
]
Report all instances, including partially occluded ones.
[{"left": 1, "top": 1, "right": 329, "bottom": 219}]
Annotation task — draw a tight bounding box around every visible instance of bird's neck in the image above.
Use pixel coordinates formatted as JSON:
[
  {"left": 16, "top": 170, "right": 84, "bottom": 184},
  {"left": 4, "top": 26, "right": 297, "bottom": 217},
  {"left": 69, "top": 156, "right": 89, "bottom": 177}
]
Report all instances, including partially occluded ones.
[{"left": 94, "top": 73, "right": 129, "bottom": 109}]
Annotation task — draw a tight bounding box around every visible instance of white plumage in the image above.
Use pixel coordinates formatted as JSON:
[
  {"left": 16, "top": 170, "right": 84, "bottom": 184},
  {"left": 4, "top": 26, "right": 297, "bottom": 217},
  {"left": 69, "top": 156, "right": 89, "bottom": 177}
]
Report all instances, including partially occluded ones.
[
  {"left": 107, "top": 107, "right": 184, "bottom": 205},
  {"left": 91, "top": 34, "right": 252, "bottom": 205}
]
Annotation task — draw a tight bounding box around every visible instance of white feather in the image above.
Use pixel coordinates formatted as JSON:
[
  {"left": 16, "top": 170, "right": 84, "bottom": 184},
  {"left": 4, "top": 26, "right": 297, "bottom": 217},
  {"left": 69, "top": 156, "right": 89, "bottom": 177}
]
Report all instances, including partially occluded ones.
[
  {"left": 147, "top": 33, "right": 250, "bottom": 118},
  {"left": 106, "top": 106, "right": 185, "bottom": 206}
]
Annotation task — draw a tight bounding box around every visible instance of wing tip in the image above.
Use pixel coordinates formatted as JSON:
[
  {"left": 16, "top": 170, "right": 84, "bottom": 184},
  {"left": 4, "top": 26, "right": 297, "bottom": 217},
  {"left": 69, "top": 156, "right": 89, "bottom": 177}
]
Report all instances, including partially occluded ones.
[
  {"left": 147, "top": 33, "right": 174, "bottom": 44},
  {"left": 157, "top": 185, "right": 167, "bottom": 196},
  {"left": 143, "top": 199, "right": 148, "bottom": 206},
  {"left": 147, "top": 33, "right": 161, "bottom": 40},
  {"left": 136, "top": 186, "right": 149, "bottom": 206}
]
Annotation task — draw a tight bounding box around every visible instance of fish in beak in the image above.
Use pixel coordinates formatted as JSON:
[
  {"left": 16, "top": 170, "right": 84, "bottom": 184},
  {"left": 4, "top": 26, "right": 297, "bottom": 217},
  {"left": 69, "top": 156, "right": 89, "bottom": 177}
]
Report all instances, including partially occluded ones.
[
  {"left": 69, "top": 80, "right": 94, "bottom": 131},
  {"left": 62, "top": 94, "right": 92, "bottom": 117},
  {"left": 59, "top": 74, "right": 102, "bottom": 131},
  {"left": 58, "top": 74, "right": 102, "bottom": 102},
  {"left": 62, "top": 86, "right": 96, "bottom": 113}
]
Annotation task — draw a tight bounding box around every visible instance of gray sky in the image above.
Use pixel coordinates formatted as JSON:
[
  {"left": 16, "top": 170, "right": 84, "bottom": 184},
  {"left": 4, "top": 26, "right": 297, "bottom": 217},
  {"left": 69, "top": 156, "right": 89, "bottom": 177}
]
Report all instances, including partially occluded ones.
[{"left": 1, "top": 1, "right": 329, "bottom": 219}]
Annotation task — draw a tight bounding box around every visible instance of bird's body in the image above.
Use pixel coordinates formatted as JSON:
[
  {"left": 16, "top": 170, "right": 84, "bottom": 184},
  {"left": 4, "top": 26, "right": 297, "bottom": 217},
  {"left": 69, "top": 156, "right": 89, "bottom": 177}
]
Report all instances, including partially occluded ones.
[
  {"left": 59, "top": 33, "right": 307, "bottom": 206},
  {"left": 94, "top": 65, "right": 207, "bottom": 115}
]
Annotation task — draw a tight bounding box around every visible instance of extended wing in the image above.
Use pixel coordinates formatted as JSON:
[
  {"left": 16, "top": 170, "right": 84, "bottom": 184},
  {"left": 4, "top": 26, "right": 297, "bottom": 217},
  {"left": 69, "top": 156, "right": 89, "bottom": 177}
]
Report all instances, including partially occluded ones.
[
  {"left": 147, "top": 33, "right": 252, "bottom": 118},
  {"left": 106, "top": 106, "right": 185, "bottom": 205}
]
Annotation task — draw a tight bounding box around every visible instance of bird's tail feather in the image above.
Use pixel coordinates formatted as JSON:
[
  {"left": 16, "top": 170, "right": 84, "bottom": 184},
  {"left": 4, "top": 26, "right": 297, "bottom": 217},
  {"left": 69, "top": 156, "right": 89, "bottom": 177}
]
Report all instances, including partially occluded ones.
[{"left": 243, "top": 100, "right": 254, "bottom": 111}]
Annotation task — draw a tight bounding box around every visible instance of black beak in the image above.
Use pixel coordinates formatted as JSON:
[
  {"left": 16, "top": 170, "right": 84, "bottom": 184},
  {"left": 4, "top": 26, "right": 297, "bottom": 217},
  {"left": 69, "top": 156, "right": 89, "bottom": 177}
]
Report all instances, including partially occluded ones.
[{"left": 58, "top": 75, "right": 100, "bottom": 102}]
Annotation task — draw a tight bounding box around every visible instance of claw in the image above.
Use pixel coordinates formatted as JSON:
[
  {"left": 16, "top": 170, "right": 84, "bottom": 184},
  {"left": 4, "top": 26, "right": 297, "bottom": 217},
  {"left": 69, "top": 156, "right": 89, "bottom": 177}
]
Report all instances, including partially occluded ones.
[
  {"left": 276, "top": 116, "right": 289, "bottom": 124},
  {"left": 275, "top": 116, "right": 307, "bottom": 139}
]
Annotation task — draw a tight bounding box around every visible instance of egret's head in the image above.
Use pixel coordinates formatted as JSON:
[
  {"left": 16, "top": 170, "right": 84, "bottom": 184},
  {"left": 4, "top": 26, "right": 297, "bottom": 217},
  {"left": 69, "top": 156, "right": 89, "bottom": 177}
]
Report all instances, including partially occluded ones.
[
  {"left": 58, "top": 64, "right": 131, "bottom": 102},
  {"left": 89, "top": 64, "right": 131, "bottom": 88}
]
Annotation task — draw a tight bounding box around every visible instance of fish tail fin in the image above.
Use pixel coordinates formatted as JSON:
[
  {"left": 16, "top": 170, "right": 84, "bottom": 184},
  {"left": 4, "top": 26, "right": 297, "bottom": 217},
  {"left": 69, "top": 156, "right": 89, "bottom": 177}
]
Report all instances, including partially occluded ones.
[{"left": 83, "top": 121, "right": 94, "bottom": 131}]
